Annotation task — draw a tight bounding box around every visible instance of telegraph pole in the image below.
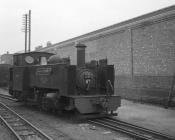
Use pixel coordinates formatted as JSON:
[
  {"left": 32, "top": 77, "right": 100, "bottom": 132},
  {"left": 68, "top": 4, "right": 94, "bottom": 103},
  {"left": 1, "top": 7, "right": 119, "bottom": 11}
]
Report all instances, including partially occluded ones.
[
  {"left": 28, "top": 10, "right": 31, "bottom": 52},
  {"left": 25, "top": 14, "right": 28, "bottom": 53},
  {"left": 22, "top": 10, "right": 31, "bottom": 53}
]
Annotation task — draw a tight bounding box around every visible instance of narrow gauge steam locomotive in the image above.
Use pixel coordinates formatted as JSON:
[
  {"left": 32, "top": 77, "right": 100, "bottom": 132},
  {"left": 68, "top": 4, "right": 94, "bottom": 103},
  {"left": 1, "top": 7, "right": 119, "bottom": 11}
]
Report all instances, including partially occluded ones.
[{"left": 9, "top": 43, "right": 121, "bottom": 117}]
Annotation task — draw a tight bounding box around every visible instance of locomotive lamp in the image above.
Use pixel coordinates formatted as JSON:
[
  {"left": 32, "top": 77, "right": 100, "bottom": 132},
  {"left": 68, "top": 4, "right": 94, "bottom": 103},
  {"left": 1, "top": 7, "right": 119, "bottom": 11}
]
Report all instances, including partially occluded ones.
[{"left": 75, "top": 43, "right": 87, "bottom": 67}]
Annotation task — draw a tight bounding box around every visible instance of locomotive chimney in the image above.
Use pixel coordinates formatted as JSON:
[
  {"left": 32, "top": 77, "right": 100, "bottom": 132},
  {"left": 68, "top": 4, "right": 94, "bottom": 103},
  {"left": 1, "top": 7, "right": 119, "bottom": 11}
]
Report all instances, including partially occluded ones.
[{"left": 75, "top": 43, "right": 87, "bottom": 67}]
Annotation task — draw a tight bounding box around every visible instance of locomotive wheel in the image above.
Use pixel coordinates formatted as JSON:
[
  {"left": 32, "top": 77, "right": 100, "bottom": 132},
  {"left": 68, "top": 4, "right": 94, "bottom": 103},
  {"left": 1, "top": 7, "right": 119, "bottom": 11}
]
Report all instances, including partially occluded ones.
[{"left": 41, "top": 96, "right": 62, "bottom": 113}]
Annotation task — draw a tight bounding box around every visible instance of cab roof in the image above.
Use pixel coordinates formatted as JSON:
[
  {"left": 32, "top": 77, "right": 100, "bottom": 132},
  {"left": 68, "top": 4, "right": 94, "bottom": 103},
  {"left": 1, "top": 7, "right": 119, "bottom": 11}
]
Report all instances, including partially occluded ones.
[{"left": 13, "top": 51, "right": 55, "bottom": 56}]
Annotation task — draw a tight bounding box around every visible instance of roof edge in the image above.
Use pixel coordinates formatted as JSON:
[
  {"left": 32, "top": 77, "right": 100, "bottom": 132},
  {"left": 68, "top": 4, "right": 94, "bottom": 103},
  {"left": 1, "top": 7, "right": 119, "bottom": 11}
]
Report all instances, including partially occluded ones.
[{"left": 40, "top": 5, "right": 175, "bottom": 51}]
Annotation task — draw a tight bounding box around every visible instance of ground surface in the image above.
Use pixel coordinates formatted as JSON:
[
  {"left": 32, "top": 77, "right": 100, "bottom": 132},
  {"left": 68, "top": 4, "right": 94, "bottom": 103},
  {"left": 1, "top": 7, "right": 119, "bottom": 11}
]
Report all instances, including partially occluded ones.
[
  {"left": 0, "top": 123, "right": 16, "bottom": 140},
  {"left": 0, "top": 88, "right": 175, "bottom": 140},
  {"left": 116, "top": 100, "right": 175, "bottom": 137},
  {"left": 0, "top": 88, "right": 132, "bottom": 140}
]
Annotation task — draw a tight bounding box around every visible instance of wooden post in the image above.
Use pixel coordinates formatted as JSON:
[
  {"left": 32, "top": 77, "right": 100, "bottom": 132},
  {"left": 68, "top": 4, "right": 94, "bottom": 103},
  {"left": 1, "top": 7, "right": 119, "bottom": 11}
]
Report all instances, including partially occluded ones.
[
  {"left": 25, "top": 14, "right": 28, "bottom": 53},
  {"left": 28, "top": 10, "right": 31, "bottom": 52},
  {"left": 166, "top": 72, "right": 175, "bottom": 108},
  {"left": 130, "top": 28, "right": 134, "bottom": 78}
]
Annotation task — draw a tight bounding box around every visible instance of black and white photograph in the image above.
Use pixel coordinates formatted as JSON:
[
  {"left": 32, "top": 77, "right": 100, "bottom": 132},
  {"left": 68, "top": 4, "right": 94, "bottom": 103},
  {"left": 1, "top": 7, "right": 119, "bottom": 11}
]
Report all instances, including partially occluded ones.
[{"left": 0, "top": 0, "right": 175, "bottom": 140}]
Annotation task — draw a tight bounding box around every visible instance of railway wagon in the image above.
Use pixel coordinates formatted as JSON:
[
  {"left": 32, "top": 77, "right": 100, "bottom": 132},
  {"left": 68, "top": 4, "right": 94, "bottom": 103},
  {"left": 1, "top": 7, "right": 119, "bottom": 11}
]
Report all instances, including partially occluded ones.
[
  {"left": 0, "top": 64, "right": 11, "bottom": 86},
  {"left": 9, "top": 43, "right": 121, "bottom": 117}
]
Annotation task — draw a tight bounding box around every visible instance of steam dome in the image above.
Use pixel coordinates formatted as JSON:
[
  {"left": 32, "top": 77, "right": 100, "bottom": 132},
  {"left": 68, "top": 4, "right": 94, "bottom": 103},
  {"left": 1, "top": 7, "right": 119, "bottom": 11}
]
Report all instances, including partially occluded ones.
[{"left": 47, "top": 55, "right": 63, "bottom": 64}]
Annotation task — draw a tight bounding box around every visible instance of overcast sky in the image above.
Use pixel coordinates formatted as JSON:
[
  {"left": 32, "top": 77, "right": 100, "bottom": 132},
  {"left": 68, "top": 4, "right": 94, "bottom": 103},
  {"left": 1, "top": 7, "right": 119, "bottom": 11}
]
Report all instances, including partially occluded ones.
[{"left": 0, "top": 0, "right": 175, "bottom": 54}]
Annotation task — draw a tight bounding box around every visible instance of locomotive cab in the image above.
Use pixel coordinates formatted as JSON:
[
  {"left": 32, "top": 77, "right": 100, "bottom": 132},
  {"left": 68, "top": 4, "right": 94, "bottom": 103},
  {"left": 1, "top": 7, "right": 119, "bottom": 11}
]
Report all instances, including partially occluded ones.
[{"left": 9, "top": 51, "right": 54, "bottom": 96}]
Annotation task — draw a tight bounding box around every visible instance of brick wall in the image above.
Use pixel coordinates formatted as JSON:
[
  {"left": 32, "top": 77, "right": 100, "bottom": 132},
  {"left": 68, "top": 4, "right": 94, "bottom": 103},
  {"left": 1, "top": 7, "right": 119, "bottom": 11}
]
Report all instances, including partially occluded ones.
[{"left": 132, "top": 19, "right": 175, "bottom": 76}]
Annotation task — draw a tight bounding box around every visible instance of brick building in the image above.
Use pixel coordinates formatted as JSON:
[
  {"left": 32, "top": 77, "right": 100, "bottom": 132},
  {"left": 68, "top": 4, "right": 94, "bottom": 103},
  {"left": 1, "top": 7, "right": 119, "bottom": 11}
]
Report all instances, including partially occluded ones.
[
  {"left": 38, "top": 6, "right": 175, "bottom": 103},
  {"left": 0, "top": 52, "right": 13, "bottom": 65}
]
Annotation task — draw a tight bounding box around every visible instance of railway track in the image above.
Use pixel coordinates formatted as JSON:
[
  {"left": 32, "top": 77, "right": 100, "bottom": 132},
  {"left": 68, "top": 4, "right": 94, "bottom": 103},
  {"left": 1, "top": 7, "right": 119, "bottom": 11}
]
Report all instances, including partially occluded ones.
[
  {"left": 0, "top": 102, "right": 53, "bottom": 140},
  {"left": 0, "top": 93, "right": 17, "bottom": 101},
  {"left": 88, "top": 117, "right": 175, "bottom": 140}
]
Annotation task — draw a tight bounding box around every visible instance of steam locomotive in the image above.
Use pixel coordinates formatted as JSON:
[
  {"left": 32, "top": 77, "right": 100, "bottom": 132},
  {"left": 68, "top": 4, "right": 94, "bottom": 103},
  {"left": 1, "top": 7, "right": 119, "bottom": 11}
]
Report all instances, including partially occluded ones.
[{"left": 9, "top": 43, "right": 121, "bottom": 117}]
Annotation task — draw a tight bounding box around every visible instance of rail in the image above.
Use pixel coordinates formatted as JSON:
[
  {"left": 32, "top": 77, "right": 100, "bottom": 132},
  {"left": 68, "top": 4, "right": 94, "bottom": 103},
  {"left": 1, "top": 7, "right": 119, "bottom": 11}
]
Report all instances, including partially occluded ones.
[
  {"left": 0, "top": 93, "right": 17, "bottom": 101},
  {"left": 0, "top": 102, "right": 53, "bottom": 140},
  {"left": 88, "top": 117, "right": 175, "bottom": 140}
]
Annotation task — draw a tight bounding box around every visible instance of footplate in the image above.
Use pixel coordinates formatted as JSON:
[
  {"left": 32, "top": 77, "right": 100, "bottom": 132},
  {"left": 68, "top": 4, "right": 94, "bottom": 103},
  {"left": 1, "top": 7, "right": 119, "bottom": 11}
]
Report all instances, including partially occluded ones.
[{"left": 70, "top": 95, "right": 121, "bottom": 114}]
